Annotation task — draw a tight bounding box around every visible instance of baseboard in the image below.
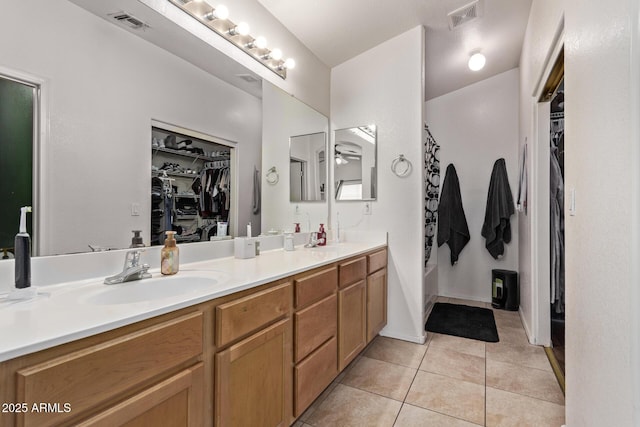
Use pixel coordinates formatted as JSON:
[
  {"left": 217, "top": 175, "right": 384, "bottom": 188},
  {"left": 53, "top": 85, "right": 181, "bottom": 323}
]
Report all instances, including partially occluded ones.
[
  {"left": 379, "top": 329, "right": 426, "bottom": 344},
  {"left": 520, "top": 309, "right": 536, "bottom": 344}
]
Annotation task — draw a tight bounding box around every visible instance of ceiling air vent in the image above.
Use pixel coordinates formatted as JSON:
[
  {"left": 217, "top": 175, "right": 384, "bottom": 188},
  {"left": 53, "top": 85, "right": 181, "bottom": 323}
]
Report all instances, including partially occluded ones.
[
  {"left": 108, "top": 12, "right": 149, "bottom": 31},
  {"left": 236, "top": 74, "right": 261, "bottom": 84},
  {"left": 447, "top": 0, "right": 483, "bottom": 30}
]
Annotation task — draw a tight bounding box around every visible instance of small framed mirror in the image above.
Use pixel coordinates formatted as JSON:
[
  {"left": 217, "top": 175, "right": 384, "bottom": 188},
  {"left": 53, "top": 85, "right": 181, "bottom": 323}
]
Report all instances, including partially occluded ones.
[
  {"left": 289, "top": 132, "right": 327, "bottom": 202},
  {"left": 334, "top": 125, "right": 377, "bottom": 201}
]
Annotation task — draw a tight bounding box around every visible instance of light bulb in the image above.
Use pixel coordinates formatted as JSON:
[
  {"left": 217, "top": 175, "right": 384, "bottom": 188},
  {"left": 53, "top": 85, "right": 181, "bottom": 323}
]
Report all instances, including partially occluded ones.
[
  {"left": 213, "top": 4, "right": 229, "bottom": 20},
  {"left": 270, "top": 48, "right": 283, "bottom": 61},
  {"left": 468, "top": 52, "right": 486, "bottom": 71},
  {"left": 236, "top": 22, "right": 250, "bottom": 36},
  {"left": 284, "top": 58, "right": 296, "bottom": 69},
  {"left": 255, "top": 36, "right": 267, "bottom": 49}
]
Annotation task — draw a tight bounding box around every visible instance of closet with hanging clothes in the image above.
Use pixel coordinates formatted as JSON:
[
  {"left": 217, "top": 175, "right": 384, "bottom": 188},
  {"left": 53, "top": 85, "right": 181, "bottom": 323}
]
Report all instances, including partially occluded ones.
[
  {"left": 150, "top": 124, "right": 233, "bottom": 245},
  {"left": 550, "top": 79, "right": 565, "bottom": 376}
]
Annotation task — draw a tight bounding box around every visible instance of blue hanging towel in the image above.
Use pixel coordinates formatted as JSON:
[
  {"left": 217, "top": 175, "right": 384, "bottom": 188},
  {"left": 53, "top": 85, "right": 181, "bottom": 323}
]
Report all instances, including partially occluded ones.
[
  {"left": 437, "top": 164, "right": 470, "bottom": 265},
  {"left": 481, "top": 158, "right": 515, "bottom": 259}
]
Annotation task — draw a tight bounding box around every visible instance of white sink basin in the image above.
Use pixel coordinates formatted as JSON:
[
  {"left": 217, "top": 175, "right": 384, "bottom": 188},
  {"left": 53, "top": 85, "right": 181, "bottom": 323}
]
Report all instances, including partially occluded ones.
[{"left": 82, "top": 272, "right": 224, "bottom": 305}]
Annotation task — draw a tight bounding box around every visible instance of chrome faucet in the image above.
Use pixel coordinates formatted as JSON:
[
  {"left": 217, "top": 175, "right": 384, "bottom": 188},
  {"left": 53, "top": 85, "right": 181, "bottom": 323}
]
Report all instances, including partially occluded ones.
[
  {"left": 104, "top": 249, "right": 151, "bottom": 285},
  {"left": 304, "top": 232, "right": 319, "bottom": 248}
]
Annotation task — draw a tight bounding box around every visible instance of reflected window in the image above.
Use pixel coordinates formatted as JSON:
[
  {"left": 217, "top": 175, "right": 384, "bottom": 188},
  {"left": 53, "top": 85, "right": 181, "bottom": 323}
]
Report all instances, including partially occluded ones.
[{"left": 336, "top": 180, "right": 363, "bottom": 200}]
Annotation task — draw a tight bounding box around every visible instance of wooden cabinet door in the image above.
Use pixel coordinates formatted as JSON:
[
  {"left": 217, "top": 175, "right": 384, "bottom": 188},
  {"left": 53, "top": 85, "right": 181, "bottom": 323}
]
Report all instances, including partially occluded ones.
[
  {"left": 367, "top": 268, "right": 387, "bottom": 343},
  {"left": 338, "top": 280, "right": 366, "bottom": 371},
  {"left": 77, "top": 363, "right": 204, "bottom": 427},
  {"left": 215, "top": 319, "right": 292, "bottom": 427}
]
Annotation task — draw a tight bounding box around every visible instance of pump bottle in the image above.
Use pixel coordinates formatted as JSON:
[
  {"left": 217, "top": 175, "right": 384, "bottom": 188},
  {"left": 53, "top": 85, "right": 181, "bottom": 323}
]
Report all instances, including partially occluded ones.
[
  {"left": 161, "top": 231, "right": 179, "bottom": 275},
  {"left": 317, "top": 224, "right": 327, "bottom": 246}
]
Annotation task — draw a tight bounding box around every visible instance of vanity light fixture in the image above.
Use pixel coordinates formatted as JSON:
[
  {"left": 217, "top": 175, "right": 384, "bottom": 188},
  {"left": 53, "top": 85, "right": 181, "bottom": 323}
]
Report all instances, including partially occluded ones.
[
  {"left": 168, "top": 0, "right": 295, "bottom": 79},
  {"left": 468, "top": 51, "right": 486, "bottom": 71},
  {"left": 203, "top": 4, "right": 228, "bottom": 21},
  {"left": 228, "top": 22, "right": 250, "bottom": 36}
]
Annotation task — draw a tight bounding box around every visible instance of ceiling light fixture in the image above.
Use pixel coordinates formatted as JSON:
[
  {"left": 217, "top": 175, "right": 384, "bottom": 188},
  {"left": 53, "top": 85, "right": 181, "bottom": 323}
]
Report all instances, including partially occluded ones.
[
  {"left": 468, "top": 52, "right": 486, "bottom": 71},
  {"left": 168, "top": 0, "right": 294, "bottom": 79}
]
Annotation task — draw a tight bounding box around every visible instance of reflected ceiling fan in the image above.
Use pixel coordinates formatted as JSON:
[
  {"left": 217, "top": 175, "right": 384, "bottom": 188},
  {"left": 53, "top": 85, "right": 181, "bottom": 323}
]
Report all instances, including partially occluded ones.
[{"left": 335, "top": 142, "right": 362, "bottom": 164}]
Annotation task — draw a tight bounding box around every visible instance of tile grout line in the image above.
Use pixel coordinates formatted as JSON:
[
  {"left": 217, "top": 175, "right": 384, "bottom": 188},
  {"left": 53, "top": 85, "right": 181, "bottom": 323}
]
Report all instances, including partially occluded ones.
[{"left": 392, "top": 332, "right": 431, "bottom": 426}]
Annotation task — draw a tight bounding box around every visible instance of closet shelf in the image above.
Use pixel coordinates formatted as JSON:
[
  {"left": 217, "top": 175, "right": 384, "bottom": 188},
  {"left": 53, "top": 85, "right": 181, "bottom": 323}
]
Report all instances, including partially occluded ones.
[
  {"left": 152, "top": 170, "right": 199, "bottom": 179},
  {"left": 153, "top": 146, "right": 229, "bottom": 162}
]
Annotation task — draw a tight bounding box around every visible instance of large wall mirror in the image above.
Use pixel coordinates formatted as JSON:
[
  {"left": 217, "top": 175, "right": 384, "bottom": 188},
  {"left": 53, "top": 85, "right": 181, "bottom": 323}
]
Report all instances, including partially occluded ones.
[
  {"left": 334, "top": 125, "right": 377, "bottom": 201},
  {"left": 261, "top": 83, "right": 329, "bottom": 234},
  {"left": 0, "top": 0, "right": 328, "bottom": 258},
  {"left": 289, "top": 132, "right": 327, "bottom": 202}
]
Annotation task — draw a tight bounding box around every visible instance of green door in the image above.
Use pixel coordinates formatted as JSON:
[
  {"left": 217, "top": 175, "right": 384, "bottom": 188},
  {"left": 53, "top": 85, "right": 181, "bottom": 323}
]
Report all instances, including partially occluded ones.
[{"left": 0, "top": 76, "right": 35, "bottom": 256}]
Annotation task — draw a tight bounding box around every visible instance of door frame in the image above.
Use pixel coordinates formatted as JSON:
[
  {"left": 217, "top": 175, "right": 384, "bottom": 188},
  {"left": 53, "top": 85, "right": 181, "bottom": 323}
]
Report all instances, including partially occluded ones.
[
  {"left": 0, "top": 66, "right": 48, "bottom": 256},
  {"left": 529, "top": 22, "right": 564, "bottom": 346}
]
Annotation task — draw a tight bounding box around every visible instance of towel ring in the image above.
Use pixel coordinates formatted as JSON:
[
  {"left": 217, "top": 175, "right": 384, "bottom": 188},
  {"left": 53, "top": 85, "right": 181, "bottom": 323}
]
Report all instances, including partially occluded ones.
[
  {"left": 391, "top": 154, "right": 412, "bottom": 177},
  {"left": 266, "top": 166, "right": 279, "bottom": 185}
]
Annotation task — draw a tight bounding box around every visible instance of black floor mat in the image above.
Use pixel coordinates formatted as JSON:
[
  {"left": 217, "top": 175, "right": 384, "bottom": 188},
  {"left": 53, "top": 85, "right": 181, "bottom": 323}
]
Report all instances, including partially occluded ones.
[{"left": 425, "top": 302, "right": 499, "bottom": 342}]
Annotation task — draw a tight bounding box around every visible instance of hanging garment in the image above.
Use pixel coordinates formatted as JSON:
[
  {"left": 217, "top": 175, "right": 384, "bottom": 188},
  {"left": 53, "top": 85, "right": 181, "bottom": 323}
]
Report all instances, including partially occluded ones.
[
  {"left": 252, "top": 166, "right": 261, "bottom": 215},
  {"left": 550, "top": 147, "right": 565, "bottom": 313},
  {"left": 481, "top": 158, "right": 515, "bottom": 259},
  {"left": 424, "top": 125, "right": 440, "bottom": 266},
  {"left": 516, "top": 143, "right": 527, "bottom": 213},
  {"left": 437, "top": 164, "right": 470, "bottom": 265}
]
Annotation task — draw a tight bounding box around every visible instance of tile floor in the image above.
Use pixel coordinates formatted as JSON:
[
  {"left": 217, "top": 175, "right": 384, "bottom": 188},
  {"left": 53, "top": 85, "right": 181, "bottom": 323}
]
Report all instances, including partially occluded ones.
[{"left": 294, "top": 297, "right": 565, "bottom": 427}]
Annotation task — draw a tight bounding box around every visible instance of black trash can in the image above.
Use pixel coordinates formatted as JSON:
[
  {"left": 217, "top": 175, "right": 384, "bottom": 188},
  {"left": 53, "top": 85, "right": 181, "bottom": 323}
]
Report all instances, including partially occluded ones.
[{"left": 491, "top": 269, "right": 519, "bottom": 311}]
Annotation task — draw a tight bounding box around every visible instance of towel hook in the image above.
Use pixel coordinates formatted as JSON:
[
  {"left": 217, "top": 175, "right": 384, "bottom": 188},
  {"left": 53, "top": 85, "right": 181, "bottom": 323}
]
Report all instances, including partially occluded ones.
[
  {"left": 265, "top": 166, "right": 279, "bottom": 184},
  {"left": 391, "top": 154, "right": 412, "bottom": 177}
]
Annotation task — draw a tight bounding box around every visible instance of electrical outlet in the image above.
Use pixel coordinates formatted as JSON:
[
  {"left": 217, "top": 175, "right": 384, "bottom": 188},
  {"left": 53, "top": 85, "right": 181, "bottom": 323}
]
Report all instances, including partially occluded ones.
[
  {"left": 363, "top": 202, "right": 372, "bottom": 215},
  {"left": 131, "top": 203, "right": 140, "bottom": 216}
]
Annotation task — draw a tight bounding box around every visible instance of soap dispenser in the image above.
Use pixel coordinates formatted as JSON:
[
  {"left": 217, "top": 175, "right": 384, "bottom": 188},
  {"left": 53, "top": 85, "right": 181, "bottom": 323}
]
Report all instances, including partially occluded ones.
[
  {"left": 130, "top": 230, "right": 145, "bottom": 248},
  {"left": 317, "top": 224, "right": 327, "bottom": 246},
  {"left": 161, "top": 231, "right": 179, "bottom": 275}
]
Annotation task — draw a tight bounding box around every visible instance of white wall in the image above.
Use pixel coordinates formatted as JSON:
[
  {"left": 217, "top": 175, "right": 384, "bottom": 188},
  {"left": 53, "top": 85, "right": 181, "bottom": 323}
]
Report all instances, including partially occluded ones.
[
  {"left": 426, "top": 69, "right": 520, "bottom": 302},
  {"left": 518, "top": 0, "right": 565, "bottom": 342},
  {"left": 331, "top": 26, "right": 425, "bottom": 343},
  {"left": 564, "top": 0, "right": 639, "bottom": 424},
  {"left": 139, "top": 0, "right": 331, "bottom": 116},
  {"left": 520, "top": 0, "right": 640, "bottom": 424},
  {"left": 0, "top": 0, "right": 262, "bottom": 255},
  {"left": 262, "top": 82, "right": 328, "bottom": 233}
]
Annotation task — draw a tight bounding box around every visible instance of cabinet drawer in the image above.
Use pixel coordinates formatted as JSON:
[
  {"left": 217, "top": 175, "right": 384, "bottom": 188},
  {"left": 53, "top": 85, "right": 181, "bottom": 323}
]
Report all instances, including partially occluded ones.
[
  {"left": 295, "top": 266, "right": 337, "bottom": 308},
  {"left": 77, "top": 363, "right": 204, "bottom": 427},
  {"left": 338, "top": 256, "right": 366, "bottom": 288},
  {"left": 216, "top": 282, "right": 292, "bottom": 348},
  {"left": 16, "top": 312, "right": 203, "bottom": 427},
  {"left": 368, "top": 249, "right": 387, "bottom": 274},
  {"left": 294, "top": 294, "right": 337, "bottom": 362},
  {"left": 294, "top": 336, "right": 338, "bottom": 417}
]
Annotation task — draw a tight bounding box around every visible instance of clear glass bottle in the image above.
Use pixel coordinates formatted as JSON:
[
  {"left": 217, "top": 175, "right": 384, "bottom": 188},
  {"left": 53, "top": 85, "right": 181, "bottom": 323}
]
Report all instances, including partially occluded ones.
[{"left": 161, "top": 231, "right": 179, "bottom": 275}]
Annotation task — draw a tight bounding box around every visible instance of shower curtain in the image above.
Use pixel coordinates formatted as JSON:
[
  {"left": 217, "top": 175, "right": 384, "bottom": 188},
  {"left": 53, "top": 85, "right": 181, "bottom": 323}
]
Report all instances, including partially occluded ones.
[{"left": 424, "top": 124, "right": 441, "bottom": 267}]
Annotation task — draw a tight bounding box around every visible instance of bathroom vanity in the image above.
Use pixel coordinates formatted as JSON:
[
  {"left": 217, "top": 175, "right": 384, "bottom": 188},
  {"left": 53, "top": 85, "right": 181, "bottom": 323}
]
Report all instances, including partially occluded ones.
[{"left": 0, "top": 241, "right": 387, "bottom": 426}]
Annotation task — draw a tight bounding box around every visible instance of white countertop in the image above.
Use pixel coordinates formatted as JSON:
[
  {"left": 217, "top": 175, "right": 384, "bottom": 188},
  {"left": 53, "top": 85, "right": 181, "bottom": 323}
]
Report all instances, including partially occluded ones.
[{"left": 0, "top": 240, "right": 386, "bottom": 362}]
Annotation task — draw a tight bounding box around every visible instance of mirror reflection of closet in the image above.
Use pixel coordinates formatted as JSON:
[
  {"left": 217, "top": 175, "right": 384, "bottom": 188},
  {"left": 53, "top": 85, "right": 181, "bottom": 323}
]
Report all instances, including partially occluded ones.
[
  {"left": 151, "top": 122, "right": 235, "bottom": 246},
  {"left": 289, "top": 132, "right": 327, "bottom": 202},
  {"left": 334, "top": 125, "right": 377, "bottom": 201}
]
